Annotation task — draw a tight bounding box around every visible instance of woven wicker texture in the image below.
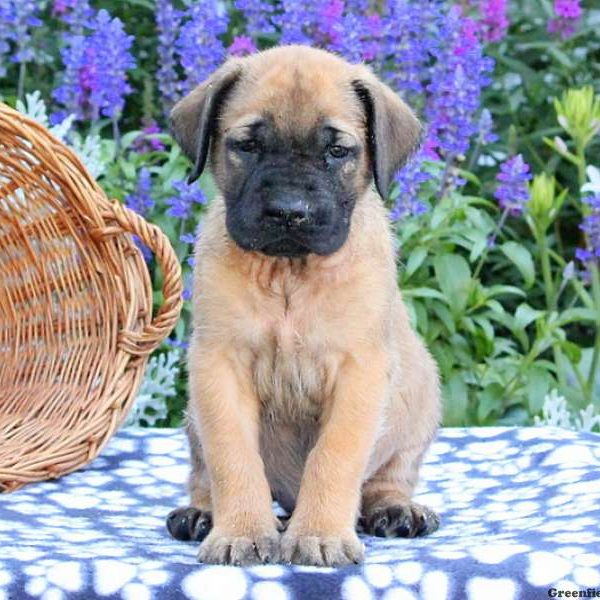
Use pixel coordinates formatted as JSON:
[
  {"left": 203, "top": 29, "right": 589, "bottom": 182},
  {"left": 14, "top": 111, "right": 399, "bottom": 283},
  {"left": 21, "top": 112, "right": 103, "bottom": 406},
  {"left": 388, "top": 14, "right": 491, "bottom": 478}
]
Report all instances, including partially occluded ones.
[{"left": 0, "top": 103, "right": 182, "bottom": 492}]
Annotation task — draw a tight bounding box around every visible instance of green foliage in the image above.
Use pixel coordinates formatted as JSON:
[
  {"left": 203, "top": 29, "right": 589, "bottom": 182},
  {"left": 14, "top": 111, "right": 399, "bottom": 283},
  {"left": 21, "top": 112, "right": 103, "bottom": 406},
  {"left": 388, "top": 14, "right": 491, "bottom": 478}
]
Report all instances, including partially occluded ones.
[{"left": 5, "top": 0, "right": 600, "bottom": 427}]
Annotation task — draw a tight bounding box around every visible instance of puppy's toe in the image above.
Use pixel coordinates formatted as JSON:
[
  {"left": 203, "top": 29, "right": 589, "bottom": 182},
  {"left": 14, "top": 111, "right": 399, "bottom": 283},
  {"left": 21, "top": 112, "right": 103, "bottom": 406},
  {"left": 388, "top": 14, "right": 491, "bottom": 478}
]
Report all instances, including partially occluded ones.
[
  {"left": 166, "top": 507, "right": 212, "bottom": 542},
  {"left": 198, "top": 530, "right": 280, "bottom": 566},
  {"left": 364, "top": 502, "right": 440, "bottom": 538},
  {"left": 281, "top": 531, "right": 364, "bottom": 566}
]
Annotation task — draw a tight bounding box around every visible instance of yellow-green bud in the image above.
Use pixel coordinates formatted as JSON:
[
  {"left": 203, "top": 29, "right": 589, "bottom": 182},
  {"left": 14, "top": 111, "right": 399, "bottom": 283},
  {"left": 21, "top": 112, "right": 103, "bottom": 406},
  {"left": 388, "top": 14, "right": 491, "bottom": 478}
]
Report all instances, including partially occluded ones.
[
  {"left": 554, "top": 86, "right": 600, "bottom": 148},
  {"left": 527, "top": 173, "right": 566, "bottom": 232}
]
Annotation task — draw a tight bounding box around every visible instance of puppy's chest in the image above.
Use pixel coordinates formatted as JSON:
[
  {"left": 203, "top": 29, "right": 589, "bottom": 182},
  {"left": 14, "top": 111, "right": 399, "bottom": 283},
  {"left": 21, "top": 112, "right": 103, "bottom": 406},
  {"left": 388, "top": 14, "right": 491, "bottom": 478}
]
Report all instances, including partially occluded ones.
[{"left": 248, "top": 299, "right": 338, "bottom": 422}]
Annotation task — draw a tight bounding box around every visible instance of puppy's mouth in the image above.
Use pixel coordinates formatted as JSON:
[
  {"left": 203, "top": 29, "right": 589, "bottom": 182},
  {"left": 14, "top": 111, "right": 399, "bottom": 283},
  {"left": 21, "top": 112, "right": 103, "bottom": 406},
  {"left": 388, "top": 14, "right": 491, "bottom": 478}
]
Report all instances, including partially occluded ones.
[{"left": 259, "top": 237, "right": 311, "bottom": 258}]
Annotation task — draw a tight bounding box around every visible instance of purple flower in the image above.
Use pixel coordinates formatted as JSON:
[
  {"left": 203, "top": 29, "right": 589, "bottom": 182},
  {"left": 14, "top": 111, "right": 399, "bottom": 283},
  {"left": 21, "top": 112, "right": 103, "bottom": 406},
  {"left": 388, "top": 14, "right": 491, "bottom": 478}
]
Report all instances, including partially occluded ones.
[
  {"left": 390, "top": 148, "right": 432, "bottom": 221},
  {"left": 175, "top": 3, "right": 228, "bottom": 93},
  {"left": 577, "top": 195, "right": 600, "bottom": 265},
  {"left": 165, "top": 180, "right": 207, "bottom": 220},
  {"left": 52, "top": 0, "right": 75, "bottom": 16},
  {"left": 53, "top": 9, "right": 135, "bottom": 121},
  {"left": 317, "top": 0, "right": 345, "bottom": 48},
  {"left": 182, "top": 272, "right": 193, "bottom": 302},
  {"left": 235, "top": 0, "right": 275, "bottom": 36},
  {"left": 0, "top": 5, "right": 11, "bottom": 77},
  {"left": 360, "top": 14, "right": 384, "bottom": 62},
  {"left": 1, "top": 0, "right": 44, "bottom": 65},
  {"left": 380, "top": 0, "right": 446, "bottom": 100},
  {"left": 125, "top": 168, "right": 154, "bottom": 217},
  {"left": 53, "top": 0, "right": 94, "bottom": 34},
  {"left": 478, "top": 0, "right": 509, "bottom": 43},
  {"left": 271, "top": 0, "right": 319, "bottom": 46},
  {"left": 167, "top": 338, "right": 189, "bottom": 350},
  {"left": 228, "top": 35, "right": 257, "bottom": 57},
  {"left": 156, "top": 0, "right": 182, "bottom": 113},
  {"left": 548, "top": 0, "right": 582, "bottom": 39},
  {"left": 494, "top": 155, "right": 532, "bottom": 216},
  {"left": 425, "top": 7, "right": 494, "bottom": 160},
  {"left": 132, "top": 122, "right": 166, "bottom": 154},
  {"left": 554, "top": 0, "right": 583, "bottom": 18},
  {"left": 125, "top": 168, "right": 154, "bottom": 262},
  {"left": 180, "top": 233, "right": 196, "bottom": 245},
  {"left": 478, "top": 108, "right": 498, "bottom": 145}
]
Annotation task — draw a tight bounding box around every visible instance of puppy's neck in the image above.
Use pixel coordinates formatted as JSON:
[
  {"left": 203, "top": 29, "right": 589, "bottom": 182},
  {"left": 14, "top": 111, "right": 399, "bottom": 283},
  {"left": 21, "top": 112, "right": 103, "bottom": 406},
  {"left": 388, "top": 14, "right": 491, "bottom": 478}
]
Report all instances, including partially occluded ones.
[{"left": 229, "top": 240, "right": 356, "bottom": 296}]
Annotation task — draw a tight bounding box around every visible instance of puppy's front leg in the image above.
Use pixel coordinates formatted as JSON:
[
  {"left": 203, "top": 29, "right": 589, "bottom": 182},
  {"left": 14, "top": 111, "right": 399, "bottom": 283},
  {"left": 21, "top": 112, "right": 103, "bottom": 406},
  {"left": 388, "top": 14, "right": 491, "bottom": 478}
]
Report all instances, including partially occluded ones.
[
  {"left": 189, "top": 347, "right": 279, "bottom": 565},
  {"left": 281, "top": 353, "right": 386, "bottom": 566}
]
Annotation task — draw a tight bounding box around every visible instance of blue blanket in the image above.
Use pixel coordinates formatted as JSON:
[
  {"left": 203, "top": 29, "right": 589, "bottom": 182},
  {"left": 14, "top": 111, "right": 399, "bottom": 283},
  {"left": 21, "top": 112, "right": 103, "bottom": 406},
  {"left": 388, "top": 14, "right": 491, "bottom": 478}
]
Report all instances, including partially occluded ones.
[{"left": 1, "top": 427, "right": 599, "bottom": 599}]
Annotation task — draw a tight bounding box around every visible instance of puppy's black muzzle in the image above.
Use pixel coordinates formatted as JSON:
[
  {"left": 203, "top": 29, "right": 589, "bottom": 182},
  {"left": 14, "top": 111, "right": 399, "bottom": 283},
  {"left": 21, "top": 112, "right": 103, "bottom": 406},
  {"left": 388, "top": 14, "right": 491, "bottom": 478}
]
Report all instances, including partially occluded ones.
[{"left": 226, "top": 162, "right": 352, "bottom": 258}]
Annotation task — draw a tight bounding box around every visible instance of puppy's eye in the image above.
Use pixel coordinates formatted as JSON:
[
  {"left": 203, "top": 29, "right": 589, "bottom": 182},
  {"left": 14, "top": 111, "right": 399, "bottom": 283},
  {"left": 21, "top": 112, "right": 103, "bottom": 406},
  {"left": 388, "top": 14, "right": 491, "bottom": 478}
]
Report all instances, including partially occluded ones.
[
  {"left": 328, "top": 145, "right": 349, "bottom": 159},
  {"left": 236, "top": 139, "right": 260, "bottom": 153}
]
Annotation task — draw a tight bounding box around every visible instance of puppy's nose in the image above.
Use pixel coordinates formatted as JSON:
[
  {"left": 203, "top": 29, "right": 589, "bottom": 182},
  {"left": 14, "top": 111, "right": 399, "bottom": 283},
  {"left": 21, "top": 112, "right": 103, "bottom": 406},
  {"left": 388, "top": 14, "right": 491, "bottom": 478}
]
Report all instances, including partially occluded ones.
[{"left": 262, "top": 196, "right": 311, "bottom": 227}]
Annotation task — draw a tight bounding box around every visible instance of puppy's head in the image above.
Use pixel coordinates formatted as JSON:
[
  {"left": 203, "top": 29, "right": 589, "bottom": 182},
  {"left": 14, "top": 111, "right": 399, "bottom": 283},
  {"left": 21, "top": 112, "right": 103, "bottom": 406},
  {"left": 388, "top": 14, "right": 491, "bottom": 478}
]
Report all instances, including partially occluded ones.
[{"left": 170, "top": 46, "right": 421, "bottom": 258}]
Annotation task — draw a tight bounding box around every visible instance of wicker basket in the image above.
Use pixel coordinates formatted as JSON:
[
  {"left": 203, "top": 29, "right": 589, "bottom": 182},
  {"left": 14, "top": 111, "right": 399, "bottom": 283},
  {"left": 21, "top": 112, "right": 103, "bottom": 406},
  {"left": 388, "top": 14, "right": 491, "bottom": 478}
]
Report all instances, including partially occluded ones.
[{"left": 0, "top": 103, "right": 183, "bottom": 492}]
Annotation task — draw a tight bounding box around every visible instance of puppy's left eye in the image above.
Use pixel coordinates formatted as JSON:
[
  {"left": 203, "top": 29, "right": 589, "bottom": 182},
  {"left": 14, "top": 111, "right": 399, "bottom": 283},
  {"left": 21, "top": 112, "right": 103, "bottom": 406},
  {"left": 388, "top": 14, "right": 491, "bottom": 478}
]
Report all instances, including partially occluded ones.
[
  {"left": 236, "top": 139, "right": 260, "bottom": 153},
  {"left": 328, "top": 145, "right": 349, "bottom": 159}
]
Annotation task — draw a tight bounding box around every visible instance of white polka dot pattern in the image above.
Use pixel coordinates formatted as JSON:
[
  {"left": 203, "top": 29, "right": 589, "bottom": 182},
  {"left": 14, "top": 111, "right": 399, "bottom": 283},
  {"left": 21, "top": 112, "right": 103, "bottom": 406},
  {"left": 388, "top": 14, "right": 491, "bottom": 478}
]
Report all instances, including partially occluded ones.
[{"left": 0, "top": 427, "right": 599, "bottom": 599}]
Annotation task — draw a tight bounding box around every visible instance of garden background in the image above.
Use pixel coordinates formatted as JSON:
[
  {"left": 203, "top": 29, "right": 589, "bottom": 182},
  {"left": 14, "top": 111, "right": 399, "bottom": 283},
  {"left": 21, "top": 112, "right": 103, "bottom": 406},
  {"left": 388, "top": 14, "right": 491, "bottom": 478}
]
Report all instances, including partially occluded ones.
[{"left": 0, "top": 0, "right": 598, "bottom": 430}]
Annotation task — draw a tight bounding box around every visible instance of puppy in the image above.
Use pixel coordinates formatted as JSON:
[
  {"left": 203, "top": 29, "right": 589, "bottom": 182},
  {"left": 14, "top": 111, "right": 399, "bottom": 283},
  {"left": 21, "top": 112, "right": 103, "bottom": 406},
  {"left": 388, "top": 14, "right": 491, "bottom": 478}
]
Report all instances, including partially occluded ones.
[{"left": 166, "top": 45, "right": 440, "bottom": 567}]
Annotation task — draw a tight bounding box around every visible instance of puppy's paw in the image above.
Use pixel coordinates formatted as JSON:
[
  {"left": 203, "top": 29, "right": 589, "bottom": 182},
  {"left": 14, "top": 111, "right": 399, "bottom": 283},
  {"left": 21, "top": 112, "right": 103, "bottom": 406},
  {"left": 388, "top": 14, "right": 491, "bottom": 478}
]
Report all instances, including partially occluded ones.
[
  {"left": 281, "top": 530, "right": 364, "bottom": 566},
  {"left": 362, "top": 502, "right": 440, "bottom": 538},
  {"left": 198, "top": 529, "right": 280, "bottom": 566},
  {"left": 166, "top": 507, "right": 212, "bottom": 542}
]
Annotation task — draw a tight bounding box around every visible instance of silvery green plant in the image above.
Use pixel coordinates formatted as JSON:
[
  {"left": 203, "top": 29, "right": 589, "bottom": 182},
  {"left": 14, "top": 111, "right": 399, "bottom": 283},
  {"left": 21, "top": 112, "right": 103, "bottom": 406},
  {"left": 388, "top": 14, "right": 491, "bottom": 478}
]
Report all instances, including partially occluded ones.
[
  {"left": 15, "top": 90, "right": 106, "bottom": 178},
  {"left": 125, "top": 350, "right": 181, "bottom": 428},
  {"left": 534, "top": 389, "right": 600, "bottom": 432}
]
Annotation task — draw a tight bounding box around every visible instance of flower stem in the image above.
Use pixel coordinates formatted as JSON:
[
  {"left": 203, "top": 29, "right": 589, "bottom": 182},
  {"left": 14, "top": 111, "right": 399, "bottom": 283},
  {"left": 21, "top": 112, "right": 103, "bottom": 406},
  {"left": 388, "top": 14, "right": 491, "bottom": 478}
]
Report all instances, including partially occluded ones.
[
  {"left": 112, "top": 117, "right": 122, "bottom": 157},
  {"left": 574, "top": 140, "right": 600, "bottom": 392},
  {"left": 17, "top": 61, "right": 26, "bottom": 101},
  {"left": 587, "top": 265, "right": 600, "bottom": 391},
  {"left": 473, "top": 207, "right": 509, "bottom": 281},
  {"left": 538, "top": 230, "right": 555, "bottom": 309}
]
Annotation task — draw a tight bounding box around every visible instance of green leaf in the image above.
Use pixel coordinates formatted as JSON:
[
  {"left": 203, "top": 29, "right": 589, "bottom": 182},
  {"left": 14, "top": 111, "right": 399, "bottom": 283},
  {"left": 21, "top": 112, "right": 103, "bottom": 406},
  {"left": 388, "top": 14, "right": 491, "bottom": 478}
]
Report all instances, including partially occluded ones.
[
  {"left": 526, "top": 367, "right": 553, "bottom": 415},
  {"left": 443, "top": 372, "right": 469, "bottom": 426},
  {"left": 477, "top": 383, "right": 504, "bottom": 423},
  {"left": 556, "top": 308, "right": 599, "bottom": 326},
  {"left": 501, "top": 242, "right": 535, "bottom": 288},
  {"left": 561, "top": 340, "right": 582, "bottom": 364},
  {"left": 434, "top": 254, "right": 472, "bottom": 316},
  {"left": 514, "top": 303, "right": 545, "bottom": 330},
  {"left": 404, "top": 247, "right": 428, "bottom": 279},
  {"left": 430, "top": 301, "right": 456, "bottom": 334},
  {"left": 487, "top": 284, "right": 527, "bottom": 299},
  {"left": 403, "top": 287, "right": 447, "bottom": 301},
  {"left": 469, "top": 234, "right": 488, "bottom": 262},
  {"left": 414, "top": 301, "right": 429, "bottom": 337},
  {"left": 547, "top": 45, "right": 574, "bottom": 69},
  {"left": 472, "top": 316, "right": 495, "bottom": 342},
  {"left": 497, "top": 406, "right": 530, "bottom": 426},
  {"left": 121, "top": 161, "right": 136, "bottom": 180}
]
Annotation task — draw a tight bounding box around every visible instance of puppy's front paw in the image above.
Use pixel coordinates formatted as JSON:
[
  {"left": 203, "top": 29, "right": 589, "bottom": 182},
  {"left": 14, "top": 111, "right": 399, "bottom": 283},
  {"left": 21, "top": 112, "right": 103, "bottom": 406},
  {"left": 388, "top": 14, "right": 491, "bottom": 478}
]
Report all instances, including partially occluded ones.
[
  {"left": 166, "top": 507, "right": 212, "bottom": 542},
  {"left": 198, "top": 528, "right": 280, "bottom": 566},
  {"left": 281, "top": 529, "right": 364, "bottom": 566},
  {"left": 362, "top": 502, "right": 440, "bottom": 538}
]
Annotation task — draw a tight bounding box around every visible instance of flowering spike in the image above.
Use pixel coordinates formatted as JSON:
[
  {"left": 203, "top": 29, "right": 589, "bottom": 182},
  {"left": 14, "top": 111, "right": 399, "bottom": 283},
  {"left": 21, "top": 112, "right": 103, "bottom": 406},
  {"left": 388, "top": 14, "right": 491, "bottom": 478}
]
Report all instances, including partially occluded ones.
[{"left": 494, "top": 155, "right": 532, "bottom": 216}]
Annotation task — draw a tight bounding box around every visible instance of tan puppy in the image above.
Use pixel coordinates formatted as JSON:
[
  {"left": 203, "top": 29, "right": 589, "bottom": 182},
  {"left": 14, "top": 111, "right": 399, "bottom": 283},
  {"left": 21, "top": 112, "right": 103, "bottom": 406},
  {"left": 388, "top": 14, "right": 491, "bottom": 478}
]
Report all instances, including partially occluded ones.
[{"left": 166, "top": 45, "right": 440, "bottom": 567}]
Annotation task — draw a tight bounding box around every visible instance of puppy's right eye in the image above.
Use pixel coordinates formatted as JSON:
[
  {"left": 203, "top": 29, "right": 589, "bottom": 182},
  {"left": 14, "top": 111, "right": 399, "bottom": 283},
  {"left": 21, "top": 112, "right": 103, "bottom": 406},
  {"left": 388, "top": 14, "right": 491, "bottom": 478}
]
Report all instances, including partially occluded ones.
[
  {"left": 328, "top": 145, "right": 350, "bottom": 159},
  {"left": 236, "top": 139, "right": 260, "bottom": 153}
]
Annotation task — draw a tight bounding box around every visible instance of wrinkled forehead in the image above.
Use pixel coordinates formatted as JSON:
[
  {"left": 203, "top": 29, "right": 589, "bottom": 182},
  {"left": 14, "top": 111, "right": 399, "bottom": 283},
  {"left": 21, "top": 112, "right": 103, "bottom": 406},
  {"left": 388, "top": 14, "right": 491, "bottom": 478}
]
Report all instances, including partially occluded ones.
[{"left": 221, "top": 59, "right": 365, "bottom": 140}]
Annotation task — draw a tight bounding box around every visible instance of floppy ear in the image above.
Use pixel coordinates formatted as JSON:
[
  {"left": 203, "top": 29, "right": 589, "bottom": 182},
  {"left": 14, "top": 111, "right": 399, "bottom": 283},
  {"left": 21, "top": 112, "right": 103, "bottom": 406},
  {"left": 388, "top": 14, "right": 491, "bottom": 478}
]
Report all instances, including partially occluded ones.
[
  {"left": 352, "top": 76, "right": 422, "bottom": 199},
  {"left": 169, "top": 60, "right": 243, "bottom": 183}
]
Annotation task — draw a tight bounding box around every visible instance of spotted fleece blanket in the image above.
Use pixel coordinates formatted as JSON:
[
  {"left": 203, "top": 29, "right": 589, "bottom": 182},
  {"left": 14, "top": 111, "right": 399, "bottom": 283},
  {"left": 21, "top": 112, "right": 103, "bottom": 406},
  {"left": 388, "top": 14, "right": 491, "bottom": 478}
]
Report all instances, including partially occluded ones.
[{"left": 1, "top": 427, "right": 599, "bottom": 600}]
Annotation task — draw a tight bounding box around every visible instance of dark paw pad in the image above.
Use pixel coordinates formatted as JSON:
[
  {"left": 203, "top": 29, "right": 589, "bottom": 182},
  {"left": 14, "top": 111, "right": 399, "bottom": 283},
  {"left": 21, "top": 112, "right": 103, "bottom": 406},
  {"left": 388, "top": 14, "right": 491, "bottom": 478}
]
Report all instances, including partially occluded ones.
[
  {"left": 363, "top": 503, "right": 440, "bottom": 538},
  {"left": 166, "top": 507, "right": 213, "bottom": 542}
]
